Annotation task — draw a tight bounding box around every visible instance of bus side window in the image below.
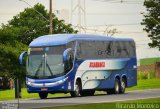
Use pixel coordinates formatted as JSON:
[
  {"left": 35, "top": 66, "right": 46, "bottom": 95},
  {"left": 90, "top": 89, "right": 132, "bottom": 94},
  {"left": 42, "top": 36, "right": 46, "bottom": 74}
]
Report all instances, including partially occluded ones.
[
  {"left": 66, "top": 41, "right": 75, "bottom": 50},
  {"left": 120, "top": 42, "right": 129, "bottom": 58},
  {"left": 76, "top": 42, "right": 82, "bottom": 59},
  {"left": 126, "top": 41, "right": 136, "bottom": 57},
  {"left": 113, "top": 42, "right": 121, "bottom": 58},
  {"left": 106, "top": 42, "right": 113, "bottom": 57},
  {"left": 95, "top": 41, "right": 113, "bottom": 59}
]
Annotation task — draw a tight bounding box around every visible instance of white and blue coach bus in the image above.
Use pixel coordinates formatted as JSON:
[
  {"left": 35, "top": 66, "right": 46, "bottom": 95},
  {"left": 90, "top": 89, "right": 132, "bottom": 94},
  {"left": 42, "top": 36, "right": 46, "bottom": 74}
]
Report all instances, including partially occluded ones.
[{"left": 19, "top": 34, "right": 137, "bottom": 99}]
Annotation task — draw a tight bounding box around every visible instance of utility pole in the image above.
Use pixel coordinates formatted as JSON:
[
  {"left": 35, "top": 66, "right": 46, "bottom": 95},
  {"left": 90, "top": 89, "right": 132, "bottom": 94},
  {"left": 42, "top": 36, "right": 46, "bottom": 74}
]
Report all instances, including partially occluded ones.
[
  {"left": 49, "top": 0, "right": 53, "bottom": 34},
  {"left": 71, "top": 0, "right": 86, "bottom": 33}
]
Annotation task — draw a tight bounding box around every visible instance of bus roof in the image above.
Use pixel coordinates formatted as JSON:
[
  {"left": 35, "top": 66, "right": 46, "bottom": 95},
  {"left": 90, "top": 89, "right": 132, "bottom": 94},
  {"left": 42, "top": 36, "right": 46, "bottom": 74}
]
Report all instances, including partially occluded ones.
[{"left": 29, "top": 34, "right": 134, "bottom": 47}]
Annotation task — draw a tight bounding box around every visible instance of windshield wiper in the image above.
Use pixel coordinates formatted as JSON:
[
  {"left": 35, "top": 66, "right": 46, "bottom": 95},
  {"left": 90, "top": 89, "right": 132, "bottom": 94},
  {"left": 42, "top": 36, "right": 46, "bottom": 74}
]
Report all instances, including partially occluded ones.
[
  {"left": 35, "top": 62, "right": 42, "bottom": 77},
  {"left": 46, "top": 61, "right": 54, "bottom": 76}
]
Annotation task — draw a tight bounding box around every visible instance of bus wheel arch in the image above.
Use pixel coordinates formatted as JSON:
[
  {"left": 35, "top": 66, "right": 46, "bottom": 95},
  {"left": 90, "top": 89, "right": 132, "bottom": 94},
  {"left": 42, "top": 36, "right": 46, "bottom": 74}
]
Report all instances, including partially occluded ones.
[
  {"left": 122, "top": 75, "right": 127, "bottom": 87},
  {"left": 70, "top": 78, "right": 82, "bottom": 97}
]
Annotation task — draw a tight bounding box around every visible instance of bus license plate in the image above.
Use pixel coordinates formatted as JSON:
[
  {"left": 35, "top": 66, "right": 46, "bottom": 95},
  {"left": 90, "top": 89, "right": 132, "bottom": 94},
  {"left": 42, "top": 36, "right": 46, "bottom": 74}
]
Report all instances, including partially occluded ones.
[{"left": 41, "top": 88, "right": 48, "bottom": 91}]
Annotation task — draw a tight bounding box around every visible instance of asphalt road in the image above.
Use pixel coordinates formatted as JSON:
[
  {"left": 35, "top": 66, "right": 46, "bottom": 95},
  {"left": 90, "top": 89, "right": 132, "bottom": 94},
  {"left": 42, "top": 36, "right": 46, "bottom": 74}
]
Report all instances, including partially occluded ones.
[{"left": 0, "top": 89, "right": 160, "bottom": 109}]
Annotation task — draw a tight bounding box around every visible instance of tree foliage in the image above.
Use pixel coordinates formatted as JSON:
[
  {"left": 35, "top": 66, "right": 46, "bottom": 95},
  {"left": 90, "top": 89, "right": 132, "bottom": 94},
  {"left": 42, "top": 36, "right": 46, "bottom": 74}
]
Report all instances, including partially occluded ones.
[
  {"left": 0, "top": 27, "right": 27, "bottom": 79},
  {"left": 0, "top": 3, "right": 77, "bottom": 79},
  {"left": 8, "top": 3, "right": 77, "bottom": 45},
  {"left": 142, "top": 0, "right": 160, "bottom": 50}
]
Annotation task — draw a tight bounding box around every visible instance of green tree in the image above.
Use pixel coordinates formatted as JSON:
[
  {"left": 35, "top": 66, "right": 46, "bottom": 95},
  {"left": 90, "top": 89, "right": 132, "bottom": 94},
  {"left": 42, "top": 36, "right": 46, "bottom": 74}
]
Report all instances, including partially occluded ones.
[
  {"left": 0, "top": 3, "right": 77, "bottom": 79},
  {"left": 142, "top": 0, "right": 160, "bottom": 50},
  {"left": 0, "top": 26, "right": 27, "bottom": 79},
  {"left": 9, "top": 3, "right": 77, "bottom": 45}
]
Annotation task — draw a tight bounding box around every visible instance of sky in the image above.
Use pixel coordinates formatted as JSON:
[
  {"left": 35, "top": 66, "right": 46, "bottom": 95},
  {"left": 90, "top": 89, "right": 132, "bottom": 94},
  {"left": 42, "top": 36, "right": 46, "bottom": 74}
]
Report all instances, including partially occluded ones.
[{"left": 0, "top": 0, "right": 160, "bottom": 60}]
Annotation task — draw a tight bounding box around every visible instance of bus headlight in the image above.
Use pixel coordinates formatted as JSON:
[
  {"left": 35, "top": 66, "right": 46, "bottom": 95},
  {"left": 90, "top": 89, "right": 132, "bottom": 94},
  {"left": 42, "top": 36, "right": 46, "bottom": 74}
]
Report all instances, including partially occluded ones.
[{"left": 27, "top": 81, "right": 32, "bottom": 85}]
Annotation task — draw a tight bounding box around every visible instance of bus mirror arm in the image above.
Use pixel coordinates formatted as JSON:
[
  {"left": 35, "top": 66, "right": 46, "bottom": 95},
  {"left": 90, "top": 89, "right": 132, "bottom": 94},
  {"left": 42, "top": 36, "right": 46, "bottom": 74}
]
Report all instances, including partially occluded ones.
[{"left": 19, "top": 51, "right": 27, "bottom": 65}]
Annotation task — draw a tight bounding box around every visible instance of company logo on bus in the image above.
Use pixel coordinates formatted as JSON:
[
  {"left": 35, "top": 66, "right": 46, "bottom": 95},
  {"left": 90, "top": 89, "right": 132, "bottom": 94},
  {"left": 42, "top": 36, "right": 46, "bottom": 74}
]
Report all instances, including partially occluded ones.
[{"left": 89, "top": 62, "right": 105, "bottom": 68}]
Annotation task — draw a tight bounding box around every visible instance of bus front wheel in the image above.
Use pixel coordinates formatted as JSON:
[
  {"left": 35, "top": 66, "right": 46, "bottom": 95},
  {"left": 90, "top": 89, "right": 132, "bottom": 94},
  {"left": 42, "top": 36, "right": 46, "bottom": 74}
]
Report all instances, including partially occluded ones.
[
  {"left": 39, "top": 92, "right": 48, "bottom": 99},
  {"left": 70, "top": 81, "right": 81, "bottom": 97}
]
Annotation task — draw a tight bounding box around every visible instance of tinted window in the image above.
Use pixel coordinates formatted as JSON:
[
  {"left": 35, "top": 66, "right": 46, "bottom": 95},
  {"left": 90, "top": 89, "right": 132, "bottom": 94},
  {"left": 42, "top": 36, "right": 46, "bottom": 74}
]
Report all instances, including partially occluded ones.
[
  {"left": 77, "top": 41, "right": 95, "bottom": 59},
  {"left": 126, "top": 41, "right": 136, "bottom": 57},
  {"left": 113, "top": 41, "right": 135, "bottom": 58},
  {"left": 66, "top": 41, "right": 76, "bottom": 50},
  {"left": 76, "top": 40, "right": 135, "bottom": 59},
  {"left": 77, "top": 41, "right": 113, "bottom": 59},
  {"left": 47, "top": 45, "right": 66, "bottom": 54},
  {"left": 112, "top": 41, "right": 122, "bottom": 58},
  {"left": 96, "top": 41, "right": 113, "bottom": 58},
  {"left": 27, "top": 45, "right": 65, "bottom": 79}
]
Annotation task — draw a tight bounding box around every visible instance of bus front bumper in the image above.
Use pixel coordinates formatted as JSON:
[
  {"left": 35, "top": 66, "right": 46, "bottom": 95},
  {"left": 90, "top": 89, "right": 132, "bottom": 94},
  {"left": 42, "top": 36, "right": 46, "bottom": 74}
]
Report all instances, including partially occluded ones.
[{"left": 26, "top": 77, "right": 69, "bottom": 93}]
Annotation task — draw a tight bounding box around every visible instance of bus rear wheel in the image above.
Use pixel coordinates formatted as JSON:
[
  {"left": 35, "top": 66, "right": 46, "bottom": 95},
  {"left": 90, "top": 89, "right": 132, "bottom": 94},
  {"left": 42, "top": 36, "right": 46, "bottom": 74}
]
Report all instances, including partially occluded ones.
[
  {"left": 107, "top": 78, "right": 120, "bottom": 94},
  {"left": 114, "top": 78, "right": 120, "bottom": 94},
  {"left": 70, "top": 81, "right": 81, "bottom": 97},
  {"left": 119, "top": 78, "right": 126, "bottom": 94},
  {"left": 39, "top": 92, "right": 48, "bottom": 99}
]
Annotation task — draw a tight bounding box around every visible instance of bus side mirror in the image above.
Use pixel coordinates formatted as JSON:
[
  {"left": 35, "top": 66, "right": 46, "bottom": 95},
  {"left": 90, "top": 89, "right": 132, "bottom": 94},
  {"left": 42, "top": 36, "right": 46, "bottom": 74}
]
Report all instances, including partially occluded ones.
[
  {"left": 63, "top": 48, "right": 73, "bottom": 72},
  {"left": 63, "top": 48, "right": 72, "bottom": 62},
  {"left": 19, "top": 51, "right": 27, "bottom": 65}
]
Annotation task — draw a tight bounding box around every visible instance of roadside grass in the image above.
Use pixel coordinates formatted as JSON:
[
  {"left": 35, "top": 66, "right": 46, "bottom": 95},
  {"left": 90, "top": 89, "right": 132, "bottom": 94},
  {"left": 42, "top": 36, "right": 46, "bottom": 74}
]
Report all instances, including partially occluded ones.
[
  {"left": 0, "top": 78, "right": 160, "bottom": 101},
  {"left": 0, "top": 89, "right": 69, "bottom": 101},
  {"left": 126, "top": 78, "right": 160, "bottom": 91},
  {"left": 43, "top": 97, "right": 160, "bottom": 109}
]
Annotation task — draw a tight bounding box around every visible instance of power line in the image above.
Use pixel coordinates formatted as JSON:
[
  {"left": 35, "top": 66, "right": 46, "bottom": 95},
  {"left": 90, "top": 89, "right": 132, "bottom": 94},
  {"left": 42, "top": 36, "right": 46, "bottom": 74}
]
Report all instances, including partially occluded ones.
[
  {"left": 93, "top": 0, "right": 144, "bottom": 4},
  {"left": 72, "top": 12, "right": 142, "bottom": 15},
  {"left": 19, "top": 0, "right": 49, "bottom": 22},
  {"left": 135, "top": 40, "right": 151, "bottom": 42},
  {"left": 118, "top": 31, "right": 145, "bottom": 34},
  {"left": 0, "top": 12, "right": 142, "bottom": 15},
  {"left": 0, "top": 13, "right": 17, "bottom": 15},
  {"left": 73, "top": 25, "right": 117, "bottom": 36},
  {"left": 86, "top": 23, "right": 141, "bottom": 27},
  {"left": 73, "top": 25, "right": 146, "bottom": 35}
]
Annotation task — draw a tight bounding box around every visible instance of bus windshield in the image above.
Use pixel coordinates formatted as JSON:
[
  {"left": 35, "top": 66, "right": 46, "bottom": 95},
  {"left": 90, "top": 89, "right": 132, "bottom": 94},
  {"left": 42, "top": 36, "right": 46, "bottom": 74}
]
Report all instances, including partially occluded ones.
[{"left": 26, "top": 46, "right": 65, "bottom": 79}]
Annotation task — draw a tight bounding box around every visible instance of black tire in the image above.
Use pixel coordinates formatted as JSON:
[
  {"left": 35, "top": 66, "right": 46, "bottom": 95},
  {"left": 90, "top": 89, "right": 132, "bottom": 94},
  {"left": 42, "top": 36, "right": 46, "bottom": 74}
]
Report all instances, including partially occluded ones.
[
  {"left": 87, "top": 90, "right": 95, "bottom": 96},
  {"left": 119, "top": 78, "right": 126, "bottom": 94},
  {"left": 106, "top": 78, "right": 120, "bottom": 94},
  {"left": 80, "top": 90, "right": 95, "bottom": 96},
  {"left": 106, "top": 89, "right": 114, "bottom": 95},
  {"left": 39, "top": 92, "right": 48, "bottom": 99},
  {"left": 114, "top": 78, "right": 120, "bottom": 94},
  {"left": 70, "top": 81, "right": 81, "bottom": 97}
]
